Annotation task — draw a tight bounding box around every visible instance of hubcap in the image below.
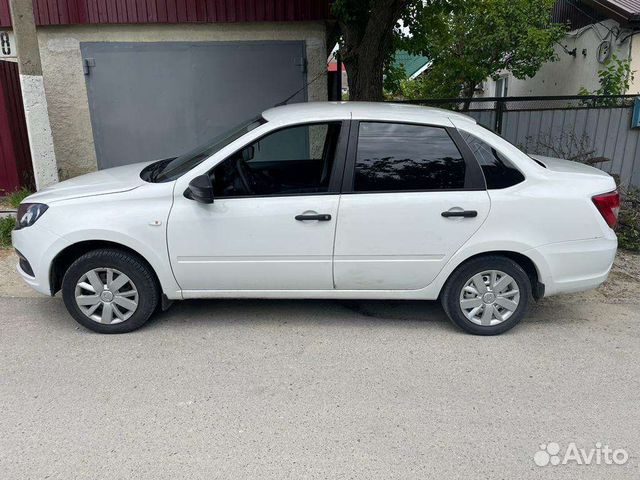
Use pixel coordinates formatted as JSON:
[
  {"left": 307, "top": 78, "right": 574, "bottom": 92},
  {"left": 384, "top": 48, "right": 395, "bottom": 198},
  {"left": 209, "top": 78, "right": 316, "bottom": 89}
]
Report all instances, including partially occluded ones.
[
  {"left": 482, "top": 292, "right": 496, "bottom": 304},
  {"left": 459, "top": 270, "right": 520, "bottom": 326},
  {"left": 74, "top": 268, "right": 139, "bottom": 325}
]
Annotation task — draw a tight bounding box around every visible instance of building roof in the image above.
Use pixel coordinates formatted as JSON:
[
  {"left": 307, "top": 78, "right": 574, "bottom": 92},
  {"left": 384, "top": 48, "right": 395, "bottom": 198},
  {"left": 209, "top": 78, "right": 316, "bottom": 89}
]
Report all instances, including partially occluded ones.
[
  {"left": 0, "top": 0, "right": 331, "bottom": 28},
  {"left": 586, "top": 0, "right": 640, "bottom": 24},
  {"left": 392, "top": 51, "right": 431, "bottom": 79},
  {"left": 553, "top": 0, "right": 640, "bottom": 28},
  {"left": 262, "top": 102, "right": 476, "bottom": 126}
]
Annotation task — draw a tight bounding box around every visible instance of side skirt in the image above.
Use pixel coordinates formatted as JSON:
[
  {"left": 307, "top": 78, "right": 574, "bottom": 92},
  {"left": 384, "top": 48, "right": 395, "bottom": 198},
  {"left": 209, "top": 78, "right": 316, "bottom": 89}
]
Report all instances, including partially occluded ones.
[{"left": 180, "top": 288, "right": 440, "bottom": 301}]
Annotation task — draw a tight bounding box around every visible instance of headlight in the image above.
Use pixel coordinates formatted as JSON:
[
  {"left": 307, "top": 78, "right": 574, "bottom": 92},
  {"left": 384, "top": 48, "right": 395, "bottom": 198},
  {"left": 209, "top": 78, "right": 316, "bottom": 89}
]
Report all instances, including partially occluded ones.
[{"left": 15, "top": 203, "right": 48, "bottom": 230}]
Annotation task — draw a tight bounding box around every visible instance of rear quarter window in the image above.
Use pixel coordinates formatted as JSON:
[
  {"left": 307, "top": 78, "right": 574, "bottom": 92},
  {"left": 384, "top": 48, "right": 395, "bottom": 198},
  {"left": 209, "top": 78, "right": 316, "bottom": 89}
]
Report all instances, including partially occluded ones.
[{"left": 462, "top": 133, "right": 525, "bottom": 189}]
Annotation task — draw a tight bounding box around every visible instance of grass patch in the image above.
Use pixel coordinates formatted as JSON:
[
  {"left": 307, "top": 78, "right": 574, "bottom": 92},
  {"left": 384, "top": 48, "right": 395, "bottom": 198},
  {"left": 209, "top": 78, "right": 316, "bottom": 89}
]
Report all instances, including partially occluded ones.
[
  {"left": 5, "top": 187, "right": 32, "bottom": 209},
  {"left": 0, "top": 216, "right": 15, "bottom": 247},
  {"left": 617, "top": 187, "right": 640, "bottom": 252}
]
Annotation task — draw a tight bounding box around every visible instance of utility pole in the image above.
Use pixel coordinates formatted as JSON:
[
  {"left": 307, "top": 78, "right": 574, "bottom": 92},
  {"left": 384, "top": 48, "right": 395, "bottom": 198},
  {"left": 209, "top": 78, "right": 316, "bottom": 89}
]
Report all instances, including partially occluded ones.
[{"left": 8, "top": 0, "right": 58, "bottom": 189}]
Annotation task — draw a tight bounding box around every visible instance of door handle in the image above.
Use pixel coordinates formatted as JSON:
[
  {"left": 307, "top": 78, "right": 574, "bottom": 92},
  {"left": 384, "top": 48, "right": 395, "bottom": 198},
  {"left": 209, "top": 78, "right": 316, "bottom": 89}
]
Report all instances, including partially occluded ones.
[
  {"left": 295, "top": 214, "right": 332, "bottom": 221},
  {"left": 441, "top": 210, "right": 478, "bottom": 218}
]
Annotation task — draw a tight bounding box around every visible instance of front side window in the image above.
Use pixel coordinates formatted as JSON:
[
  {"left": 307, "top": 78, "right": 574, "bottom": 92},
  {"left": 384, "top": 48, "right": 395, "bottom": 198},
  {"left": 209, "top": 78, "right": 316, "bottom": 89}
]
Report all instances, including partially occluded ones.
[
  {"left": 462, "top": 133, "right": 524, "bottom": 189},
  {"left": 354, "top": 122, "right": 466, "bottom": 192},
  {"left": 211, "top": 122, "right": 342, "bottom": 197}
]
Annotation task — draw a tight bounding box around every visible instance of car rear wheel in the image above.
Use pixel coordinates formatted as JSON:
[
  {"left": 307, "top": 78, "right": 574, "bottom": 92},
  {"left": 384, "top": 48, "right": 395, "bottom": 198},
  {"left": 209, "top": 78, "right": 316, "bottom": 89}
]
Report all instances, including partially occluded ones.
[
  {"left": 61, "top": 248, "right": 159, "bottom": 333},
  {"left": 441, "top": 255, "right": 532, "bottom": 335}
]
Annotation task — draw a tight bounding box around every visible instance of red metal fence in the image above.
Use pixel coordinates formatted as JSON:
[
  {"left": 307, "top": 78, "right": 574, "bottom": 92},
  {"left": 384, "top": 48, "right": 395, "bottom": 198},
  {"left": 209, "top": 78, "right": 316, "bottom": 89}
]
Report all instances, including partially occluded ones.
[
  {"left": 0, "top": 0, "right": 9, "bottom": 27},
  {"left": 0, "top": 0, "right": 329, "bottom": 27},
  {"left": 0, "top": 61, "right": 33, "bottom": 194}
]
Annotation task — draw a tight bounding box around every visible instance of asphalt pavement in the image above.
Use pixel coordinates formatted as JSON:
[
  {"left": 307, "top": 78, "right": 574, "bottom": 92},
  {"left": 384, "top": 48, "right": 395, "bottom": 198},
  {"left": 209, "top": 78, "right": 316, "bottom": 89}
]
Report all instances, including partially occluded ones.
[{"left": 0, "top": 293, "right": 638, "bottom": 479}]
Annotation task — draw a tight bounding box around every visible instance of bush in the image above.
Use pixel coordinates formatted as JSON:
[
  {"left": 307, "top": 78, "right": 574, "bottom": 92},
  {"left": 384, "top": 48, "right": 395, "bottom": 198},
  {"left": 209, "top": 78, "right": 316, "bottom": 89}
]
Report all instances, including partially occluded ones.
[
  {"left": 578, "top": 55, "right": 635, "bottom": 106},
  {"left": 6, "top": 187, "right": 32, "bottom": 209},
  {"left": 0, "top": 216, "right": 15, "bottom": 247},
  {"left": 617, "top": 187, "right": 640, "bottom": 251}
]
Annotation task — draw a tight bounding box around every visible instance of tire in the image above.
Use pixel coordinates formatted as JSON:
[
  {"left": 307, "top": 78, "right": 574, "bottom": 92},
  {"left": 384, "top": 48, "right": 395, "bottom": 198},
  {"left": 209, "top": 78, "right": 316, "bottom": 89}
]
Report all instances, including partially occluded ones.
[
  {"left": 61, "top": 248, "right": 159, "bottom": 333},
  {"left": 441, "top": 255, "right": 532, "bottom": 335}
]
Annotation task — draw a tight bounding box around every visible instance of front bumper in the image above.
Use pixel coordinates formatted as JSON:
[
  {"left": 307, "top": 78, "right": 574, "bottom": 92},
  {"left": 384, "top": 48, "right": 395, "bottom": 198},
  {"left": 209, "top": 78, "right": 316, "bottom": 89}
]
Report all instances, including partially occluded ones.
[{"left": 11, "top": 224, "right": 70, "bottom": 296}]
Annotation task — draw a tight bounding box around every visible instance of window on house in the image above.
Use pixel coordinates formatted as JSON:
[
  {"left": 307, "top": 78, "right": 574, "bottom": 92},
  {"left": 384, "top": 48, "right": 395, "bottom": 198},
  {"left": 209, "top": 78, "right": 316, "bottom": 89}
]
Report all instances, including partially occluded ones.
[{"left": 495, "top": 77, "right": 509, "bottom": 98}]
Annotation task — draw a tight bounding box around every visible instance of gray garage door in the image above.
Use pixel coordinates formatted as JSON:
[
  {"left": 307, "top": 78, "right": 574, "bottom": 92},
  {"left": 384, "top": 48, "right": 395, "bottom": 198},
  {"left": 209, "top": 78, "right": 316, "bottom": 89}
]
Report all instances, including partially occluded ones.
[{"left": 81, "top": 41, "right": 307, "bottom": 170}]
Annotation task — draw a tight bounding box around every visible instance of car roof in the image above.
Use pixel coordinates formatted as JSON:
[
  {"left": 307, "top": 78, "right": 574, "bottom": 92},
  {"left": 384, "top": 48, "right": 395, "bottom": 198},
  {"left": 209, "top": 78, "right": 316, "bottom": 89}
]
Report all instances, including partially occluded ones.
[{"left": 261, "top": 101, "right": 477, "bottom": 126}]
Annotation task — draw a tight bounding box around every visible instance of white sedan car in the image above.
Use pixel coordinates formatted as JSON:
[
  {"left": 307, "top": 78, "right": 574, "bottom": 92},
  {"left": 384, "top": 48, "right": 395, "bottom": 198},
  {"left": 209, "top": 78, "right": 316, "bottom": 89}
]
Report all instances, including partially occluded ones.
[{"left": 12, "top": 102, "right": 618, "bottom": 335}]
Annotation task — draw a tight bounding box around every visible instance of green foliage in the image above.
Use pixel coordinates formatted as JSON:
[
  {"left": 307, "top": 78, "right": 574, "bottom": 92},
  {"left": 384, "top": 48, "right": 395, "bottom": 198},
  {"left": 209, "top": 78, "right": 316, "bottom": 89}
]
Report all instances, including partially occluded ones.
[
  {"left": 383, "top": 62, "right": 408, "bottom": 99},
  {"left": 394, "top": 0, "right": 564, "bottom": 99},
  {"left": 578, "top": 55, "right": 636, "bottom": 106},
  {"left": 399, "top": 62, "right": 469, "bottom": 99},
  {"left": 331, "top": 0, "right": 373, "bottom": 23},
  {"left": 618, "top": 187, "right": 640, "bottom": 252},
  {"left": 6, "top": 187, "right": 32, "bottom": 209},
  {"left": 0, "top": 216, "right": 15, "bottom": 248}
]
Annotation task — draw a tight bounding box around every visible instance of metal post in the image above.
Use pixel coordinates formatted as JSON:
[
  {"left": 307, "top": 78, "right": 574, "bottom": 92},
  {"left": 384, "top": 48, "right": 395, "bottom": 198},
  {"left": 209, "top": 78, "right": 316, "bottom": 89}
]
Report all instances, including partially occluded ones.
[
  {"left": 8, "top": 0, "right": 58, "bottom": 190},
  {"left": 336, "top": 52, "right": 342, "bottom": 101},
  {"left": 494, "top": 98, "right": 506, "bottom": 134}
]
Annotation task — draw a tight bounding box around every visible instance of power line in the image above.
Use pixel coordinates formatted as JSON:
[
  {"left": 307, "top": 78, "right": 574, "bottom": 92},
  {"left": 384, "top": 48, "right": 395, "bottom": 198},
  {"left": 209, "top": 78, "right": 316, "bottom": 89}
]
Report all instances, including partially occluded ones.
[
  {"left": 274, "top": 63, "right": 332, "bottom": 107},
  {"left": 563, "top": 0, "right": 617, "bottom": 37}
]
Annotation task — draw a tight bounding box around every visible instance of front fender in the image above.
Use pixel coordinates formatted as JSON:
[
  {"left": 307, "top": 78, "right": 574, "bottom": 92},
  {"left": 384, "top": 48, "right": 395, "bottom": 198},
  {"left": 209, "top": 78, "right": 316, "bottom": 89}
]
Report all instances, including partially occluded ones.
[{"left": 51, "top": 229, "right": 182, "bottom": 300}]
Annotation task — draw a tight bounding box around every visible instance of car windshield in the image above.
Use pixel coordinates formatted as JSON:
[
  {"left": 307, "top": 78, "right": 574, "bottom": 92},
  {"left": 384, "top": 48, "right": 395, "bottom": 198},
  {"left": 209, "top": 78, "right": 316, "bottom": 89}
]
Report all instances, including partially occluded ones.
[{"left": 147, "top": 116, "right": 266, "bottom": 183}]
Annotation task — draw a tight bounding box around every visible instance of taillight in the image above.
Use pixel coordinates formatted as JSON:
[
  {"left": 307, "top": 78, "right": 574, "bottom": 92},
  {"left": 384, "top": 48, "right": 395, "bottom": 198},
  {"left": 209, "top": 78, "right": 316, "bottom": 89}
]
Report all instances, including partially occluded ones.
[{"left": 592, "top": 190, "right": 620, "bottom": 228}]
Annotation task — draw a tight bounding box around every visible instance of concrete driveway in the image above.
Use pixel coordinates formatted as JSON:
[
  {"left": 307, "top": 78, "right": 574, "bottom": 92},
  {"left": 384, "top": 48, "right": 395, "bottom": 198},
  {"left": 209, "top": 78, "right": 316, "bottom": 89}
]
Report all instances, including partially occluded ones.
[{"left": 1, "top": 250, "right": 639, "bottom": 479}]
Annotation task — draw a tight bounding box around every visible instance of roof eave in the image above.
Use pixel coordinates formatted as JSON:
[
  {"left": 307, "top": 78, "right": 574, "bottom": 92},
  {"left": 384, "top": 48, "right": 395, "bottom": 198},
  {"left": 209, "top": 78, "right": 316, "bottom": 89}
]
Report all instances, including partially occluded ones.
[{"left": 582, "top": 0, "right": 640, "bottom": 27}]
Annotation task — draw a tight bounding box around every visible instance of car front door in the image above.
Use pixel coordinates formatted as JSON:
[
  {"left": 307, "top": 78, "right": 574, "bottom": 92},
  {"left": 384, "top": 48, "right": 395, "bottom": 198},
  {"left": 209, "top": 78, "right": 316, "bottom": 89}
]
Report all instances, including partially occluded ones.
[
  {"left": 168, "top": 121, "right": 349, "bottom": 293},
  {"left": 333, "top": 121, "right": 490, "bottom": 290}
]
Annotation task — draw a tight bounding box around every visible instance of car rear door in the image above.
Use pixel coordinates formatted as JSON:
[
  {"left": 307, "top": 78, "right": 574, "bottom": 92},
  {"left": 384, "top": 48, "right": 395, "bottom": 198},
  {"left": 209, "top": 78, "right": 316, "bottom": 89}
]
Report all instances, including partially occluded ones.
[{"left": 333, "top": 121, "right": 490, "bottom": 290}]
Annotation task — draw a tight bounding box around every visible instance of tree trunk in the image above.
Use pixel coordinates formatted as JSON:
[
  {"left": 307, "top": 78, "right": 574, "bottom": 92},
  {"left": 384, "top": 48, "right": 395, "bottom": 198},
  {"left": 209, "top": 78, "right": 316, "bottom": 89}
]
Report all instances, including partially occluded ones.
[
  {"left": 461, "top": 82, "right": 477, "bottom": 111},
  {"left": 338, "top": 0, "right": 407, "bottom": 102},
  {"left": 343, "top": 45, "right": 387, "bottom": 101}
]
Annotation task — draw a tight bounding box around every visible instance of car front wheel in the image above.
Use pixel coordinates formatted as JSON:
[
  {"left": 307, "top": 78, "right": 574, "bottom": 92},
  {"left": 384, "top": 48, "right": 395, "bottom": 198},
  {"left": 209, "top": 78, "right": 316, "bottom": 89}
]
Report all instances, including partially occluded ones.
[
  {"left": 61, "top": 248, "right": 159, "bottom": 333},
  {"left": 441, "top": 255, "right": 532, "bottom": 335}
]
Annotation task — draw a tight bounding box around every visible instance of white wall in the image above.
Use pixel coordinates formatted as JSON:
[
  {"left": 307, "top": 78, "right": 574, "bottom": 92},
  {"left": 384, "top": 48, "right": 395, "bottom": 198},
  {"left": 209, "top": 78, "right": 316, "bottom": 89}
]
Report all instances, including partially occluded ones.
[
  {"left": 628, "top": 32, "right": 640, "bottom": 93},
  {"left": 478, "top": 20, "right": 636, "bottom": 98}
]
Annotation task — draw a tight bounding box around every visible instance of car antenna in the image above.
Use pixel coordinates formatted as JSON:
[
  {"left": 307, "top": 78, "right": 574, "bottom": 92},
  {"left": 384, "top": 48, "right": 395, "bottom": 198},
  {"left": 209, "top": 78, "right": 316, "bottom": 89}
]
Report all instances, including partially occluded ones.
[{"left": 273, "top": 66, "right": 331, "bottom": 107}]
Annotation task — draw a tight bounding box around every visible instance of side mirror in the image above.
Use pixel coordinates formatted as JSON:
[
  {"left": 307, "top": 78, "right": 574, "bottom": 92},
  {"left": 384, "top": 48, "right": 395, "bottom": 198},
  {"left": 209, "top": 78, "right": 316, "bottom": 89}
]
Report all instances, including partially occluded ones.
[
  {"left": 242, "top": 145, "right": 254, "bottom": 162},
  {"left": 184, "top": 174, "right": 214, "bottom": 204}
]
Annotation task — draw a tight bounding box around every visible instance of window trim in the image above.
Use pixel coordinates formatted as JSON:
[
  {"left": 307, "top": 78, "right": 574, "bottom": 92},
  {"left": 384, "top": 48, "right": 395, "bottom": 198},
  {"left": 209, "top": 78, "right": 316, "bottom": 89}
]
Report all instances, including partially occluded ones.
[
  {"left": 341, "top": 120, "right": 486, "bottom": 195},
  {"left": 205, "top": 119, "right": 351, "bottom": 200}
]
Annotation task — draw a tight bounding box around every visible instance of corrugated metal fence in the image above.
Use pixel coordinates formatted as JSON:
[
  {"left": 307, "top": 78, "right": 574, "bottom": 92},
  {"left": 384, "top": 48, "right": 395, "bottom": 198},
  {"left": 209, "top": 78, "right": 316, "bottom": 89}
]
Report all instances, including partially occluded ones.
[{"left": 406, "top": 95, "right": 640, "bottom": 188}]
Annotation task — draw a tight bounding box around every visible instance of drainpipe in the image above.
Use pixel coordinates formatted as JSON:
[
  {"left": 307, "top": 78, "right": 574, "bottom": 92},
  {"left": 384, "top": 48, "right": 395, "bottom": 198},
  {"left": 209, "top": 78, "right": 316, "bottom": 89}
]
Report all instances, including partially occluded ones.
[{"left": 8, "top": 0, "right": 58, "bottom": 190}]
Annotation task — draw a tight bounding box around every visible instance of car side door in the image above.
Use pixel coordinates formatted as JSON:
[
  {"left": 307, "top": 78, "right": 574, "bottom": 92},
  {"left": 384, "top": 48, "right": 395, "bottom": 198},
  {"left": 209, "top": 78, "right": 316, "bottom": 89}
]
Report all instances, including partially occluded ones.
[
  {"left": 333, "top": 120, "right": 491, "bottom": 290},
  {"left": 167, "top": 120, "right": 349, "bottom": 293}
]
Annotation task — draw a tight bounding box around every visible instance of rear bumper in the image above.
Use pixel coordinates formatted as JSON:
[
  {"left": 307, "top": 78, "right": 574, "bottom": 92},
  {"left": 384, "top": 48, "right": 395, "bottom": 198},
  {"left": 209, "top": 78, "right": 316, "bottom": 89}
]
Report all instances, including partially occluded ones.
[{"left": 526, "top": 234, "right": 617, "bottom": 297}]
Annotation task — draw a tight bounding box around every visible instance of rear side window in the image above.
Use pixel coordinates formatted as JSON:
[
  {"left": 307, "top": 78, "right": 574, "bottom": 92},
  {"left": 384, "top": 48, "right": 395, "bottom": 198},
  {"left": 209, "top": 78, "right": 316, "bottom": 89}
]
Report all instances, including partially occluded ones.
[
  {"left": 354, "top": 122, "right": 466, "bottom": 192},
  {"left": 462, "top": 133, "right": 525, "bottom": 189}
]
